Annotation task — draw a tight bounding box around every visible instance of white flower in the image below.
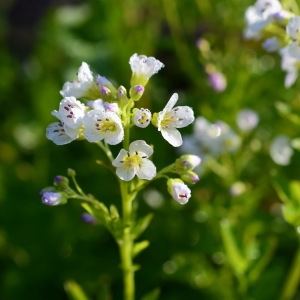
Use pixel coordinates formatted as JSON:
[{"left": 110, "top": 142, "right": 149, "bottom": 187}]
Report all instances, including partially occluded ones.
[
  {"left": 53, "top": 96, "right": 87, "bottom": 129},
  {"left": 279, "top": 46, "right": 299, "bottom": 88},
  {"left": 60, "top": 62, "right": 100, "bottom": 99},
  {"left": 155, "top": 93, "right": 194, "bottom": 147},
  {"left": 243, "top": 0, "right": 283, "bottom": 39},
  {"left": 82, "top": 110, "right": 124, "bottom": 145},
  {"left": 133, "top": 108, "right": 152, "bottom": 128},
  {"left": 270, "top": 135, "right": 294, "bottom": 166},
  {"left": 287, "top": 16, "right": 300, "bottom": 60},
  {"left": 112, "top": 140, "right": 156, "bottom": 181},
  {"left": 46, "top": 121, "right": 78, "bottom": 145},
  {"left": 129, "top": 53, "right": 164, "bottom": 86},
  {"left": 167, "top": 178, "right": 191, "bottom": 205},
  {"left": 236, "top": 109, "right": 259, "bottom": 132}
]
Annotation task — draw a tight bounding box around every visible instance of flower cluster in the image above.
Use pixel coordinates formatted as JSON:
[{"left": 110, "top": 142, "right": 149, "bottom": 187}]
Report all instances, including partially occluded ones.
[
  {"left": 45, "top": 54, "right": 197, "bottom": 204},
  {"left": 243, "top": 0, "right": 300, "bottom": 87}
]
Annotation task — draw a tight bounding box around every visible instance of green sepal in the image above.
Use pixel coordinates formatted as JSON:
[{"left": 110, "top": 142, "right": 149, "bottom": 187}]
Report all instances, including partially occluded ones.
[
  {"left": 132, "top": 240, "right": 150, "bottom": 258},
  {"left": 132, "top": 213, "right": 153, "bottom": 239},
  {"left": 110, "top": 204, "right": 120, "bottom": 221},
  {"left": 64, "top": 280, "right": 90, "bottom": 300}
]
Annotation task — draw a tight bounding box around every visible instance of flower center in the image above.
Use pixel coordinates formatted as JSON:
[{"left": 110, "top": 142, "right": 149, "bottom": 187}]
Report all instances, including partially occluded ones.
[
  {"left": 95, "top": 118, "right": 117, "bottom": 133},
  {"left": 122, "top": 151, "right": 143, "bottom": 169},
  {"left": 161, "top": 111, "right": 180, "bottom": 129}
]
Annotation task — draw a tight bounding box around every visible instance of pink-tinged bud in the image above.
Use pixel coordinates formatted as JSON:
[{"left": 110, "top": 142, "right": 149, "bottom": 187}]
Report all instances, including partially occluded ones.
[
  {"left": 175, "top": 155, "right": 201, "bottom": 172},
  {"left": 167, "top": 178, "right": 191, "bottom": 205},
  {"left": 181, "top": 171, "right": 200, "bottom": 184},
  {"left": 207, "top": 71, "right": 227, "bottom": 92},
  {"left": 101, "top": 86, "right": 111, "bottom": 97},
  {"left": 130, "top": 85, "right": 145, "bottom": 101}
]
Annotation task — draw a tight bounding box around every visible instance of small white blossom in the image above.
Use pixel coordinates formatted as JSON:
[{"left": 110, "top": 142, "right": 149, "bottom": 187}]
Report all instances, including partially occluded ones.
[
  {"left": 244, "top": 0, "right": 284, "bottom": 39},
  {"left": 129, "top": 53, "right": 164, "bottom": 86},
  {"left": 270, "top": 135, "right": 294, "bottom": 166},
  {"left": 236, "top": 109, "right": 259, "bottom": 132},
  {"left": 46, "top": 121, "right": 78, "bottom": 145},
  {"left": 60, "top": 62, "right": 100, "bottom": 99},
  {"left": 112, "top": 140, "right": 156, "bottom": 181},
  {"left": 133, "top": 108, "right": 152, "bottom": 128},
  {"left": 167, "top": 178, "right": 191, "bottom": 205},
  {"left": 280, "top": 46, "right": 299, "bottom": 88},
  {"left": 287, "top": 16, "right": 300, "bottom": 60},
  {"left": 155, "top": 93, "right": 194, "bottom": 147},
  {"left": 82, "top": 110, "right": 124, "bottom": 145},
  {"left": 53, "top": 97, "right": 87, "bottom": 129}
]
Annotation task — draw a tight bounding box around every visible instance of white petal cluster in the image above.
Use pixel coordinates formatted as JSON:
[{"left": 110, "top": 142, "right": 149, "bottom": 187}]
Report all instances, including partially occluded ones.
[
  {"left": 243, "top": 0, "right": 284, "bottom": 39},
  {"left": 236, "top": 109, "right": 259, "bottom": 132},
  {"left": 129, "top": 53, "right": 164, "bottom": 79},
  {"left": 47, "top": 96, "right": 87, "bottom": 145},
  {"left": 46, "top": 96, "right": 123, "bottom": 145},
  {"left": 270, "top": 135, "right": 294, "bottom": 166},
  {"left": 156, "top": 93, "right": 194, "bottom": 147},
  {"left": 60, "top": 62, "right": 98, "bottom": 99},
  {"left": 112, "top": 140, "right": 156, "bottom": 181},
  {"left": 286, "top": 16, "right": 300, "bottom": 60},
  {"left": 82, "top": 110, "right": 124, "bottom": 145},
  {"left": 279, "top": 46, "right": 299, "bottom": 88}
]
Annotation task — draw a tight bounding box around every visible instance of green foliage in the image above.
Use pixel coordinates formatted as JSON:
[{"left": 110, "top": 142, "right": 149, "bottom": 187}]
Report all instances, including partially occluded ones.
[{"left": 2, "top": 0, "right": 300, "bottom": 299}]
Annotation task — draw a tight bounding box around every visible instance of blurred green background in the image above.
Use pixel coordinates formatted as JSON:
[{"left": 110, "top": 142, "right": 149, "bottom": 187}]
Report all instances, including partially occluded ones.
[{"left": 1, "top": 0, "right": 300, "bottom": 299}]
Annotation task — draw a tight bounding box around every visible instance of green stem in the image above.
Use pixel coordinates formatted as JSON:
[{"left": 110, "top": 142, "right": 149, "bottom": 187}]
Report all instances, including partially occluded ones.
[
  {"left": 119, "top": 180, "right": 135, "bottom": 300},
  {"left": 280, "top": 237, "right": 300, "bottom": 300}
]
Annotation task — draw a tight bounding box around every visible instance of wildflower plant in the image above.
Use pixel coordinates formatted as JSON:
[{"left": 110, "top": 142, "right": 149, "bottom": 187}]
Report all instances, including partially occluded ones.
[{"left": 41, "top": 53, "right": 198, "bottom": 300}]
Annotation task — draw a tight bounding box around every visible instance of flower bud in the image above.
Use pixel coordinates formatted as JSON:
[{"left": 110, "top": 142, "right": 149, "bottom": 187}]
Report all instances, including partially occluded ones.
[
  {"left": 175, "top": 155, "right": 201, "bottom": 173},
  {"left": 117, "top": 85, "right": 128, "bottom": 106},
  {"left": 53, "top": 175, "right": 70, "bottom": 189},
  {"left": 167, "top": 178, "right": 191, "bottom": 205},
  {"left": 41, "top": 191, "right": 68, "bottom": 206},
  {"left": 133, "top": 108, "right": 152, "bottom": 128},
  {"left": 181, "top": 170, "right": 199, "bottom": 184},
  {"left": 81, "top": 213, "right": 97, "bottom": 224},
  {"left": 130, "top": 85, "right": 145, "bottom": 101}
]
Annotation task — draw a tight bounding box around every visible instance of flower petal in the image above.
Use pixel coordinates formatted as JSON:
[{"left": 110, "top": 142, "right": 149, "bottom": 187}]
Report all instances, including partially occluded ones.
[
  {"left": 136, "top": 160, "right": 156, "bottom": 180},
  {"left": 161, "top": 128, "right": 183, "bottom": 147},
  {"left": 129, "top": 140, "right": 153, "bottom": 157}
]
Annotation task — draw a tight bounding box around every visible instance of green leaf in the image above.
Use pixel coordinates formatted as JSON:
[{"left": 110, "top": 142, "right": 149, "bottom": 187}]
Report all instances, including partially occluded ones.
[
  {"left": 132, "top": 240, "right": 150, "bottom": 257},
  {"left": 141, "top": 288, "right": 160, "bottom": 300},
  {"left": 220, "top": 219, "right": 248, "bottom": 275},
  {"left": 64, "top": 280, "right": 90, "bottom": 300},
  {"left": 132, "top": 213, "right": 153, "bottom": 239}
]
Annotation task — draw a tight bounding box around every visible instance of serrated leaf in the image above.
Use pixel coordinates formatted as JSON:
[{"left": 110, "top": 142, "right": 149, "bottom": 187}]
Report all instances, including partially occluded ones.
[
  {"left": 132, "top": 214, "right": 153, "bottom": 239},
  {"left": 132, "top": 240, "right": 150, "bottom": 257}
]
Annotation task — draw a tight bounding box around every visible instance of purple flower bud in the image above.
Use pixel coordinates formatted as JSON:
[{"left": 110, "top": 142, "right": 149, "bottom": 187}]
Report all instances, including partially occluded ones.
[
  {"left": 81, "top": 213, "right": 97, "bottom": 224},
  {"left": 41, "top": 191, "right": 67, "bottom": 206},
  {"left": 208, "top": 71, "right": 227, "bottom": 92},
  {"left": 101, "top": 86, "right": 111, "bottom": 97}
]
